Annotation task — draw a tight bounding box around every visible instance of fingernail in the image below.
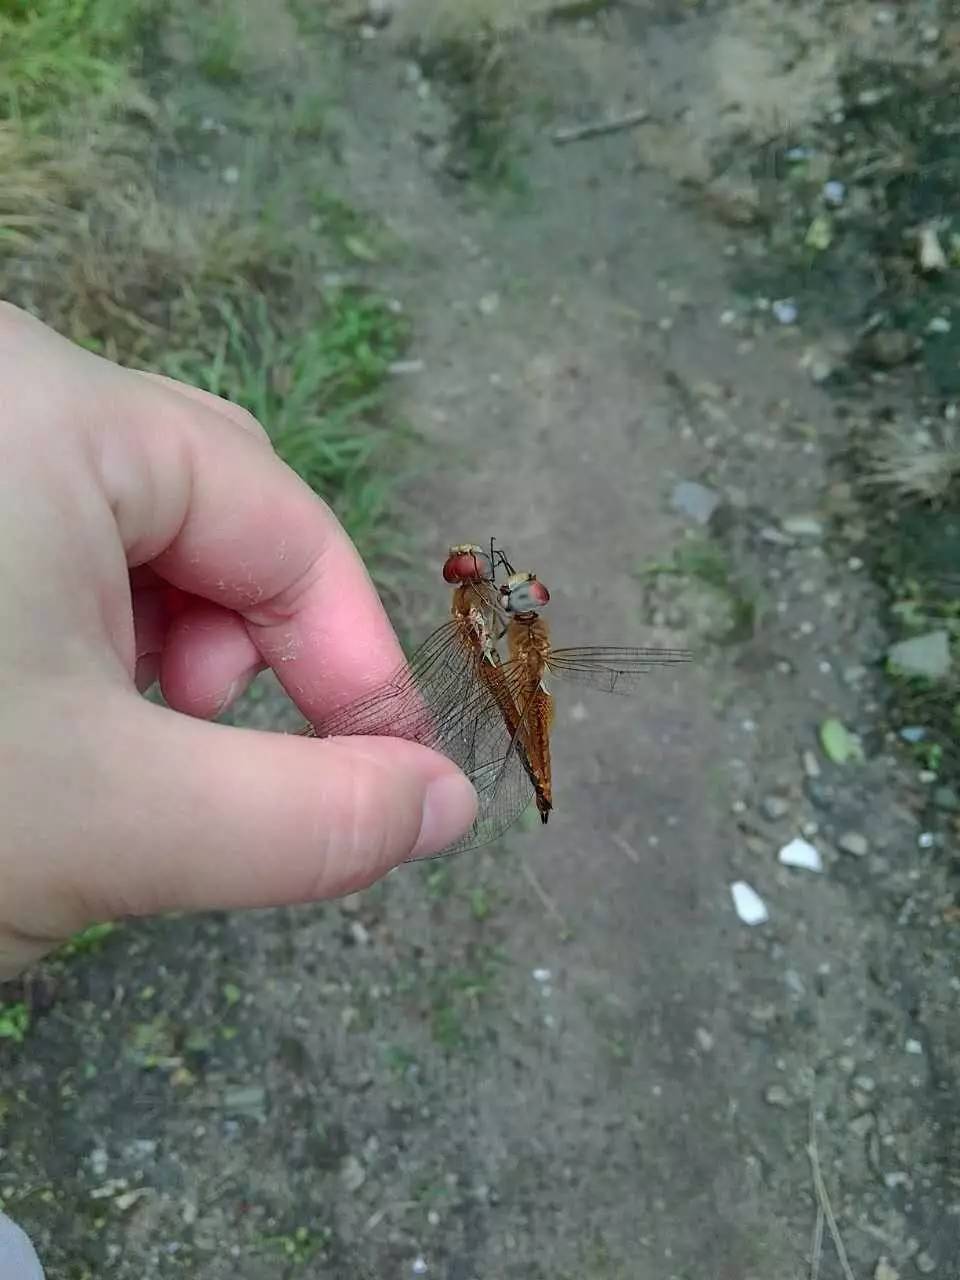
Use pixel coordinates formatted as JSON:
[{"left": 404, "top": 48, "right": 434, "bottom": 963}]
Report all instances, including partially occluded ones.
[
  {"left": 214, "top": 667, "right": 260, "bottom": 716},
  {"left": 410, "top": 773, "right": 478, "bottom": 861}
]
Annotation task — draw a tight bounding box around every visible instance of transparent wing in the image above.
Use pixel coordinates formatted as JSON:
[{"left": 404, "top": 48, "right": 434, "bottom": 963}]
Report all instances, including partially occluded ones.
[
  {"left": 485, "top": 645, "right": 691, "bottom": 703},
  {"left": 413, "top": 746, "right": 535, "bottom": 861},
  {"left": 300, "top": 618, "right": 535, "bottom": 855},
  {"left": 541, "top": 645, "right": 692, "bottom": 695}
]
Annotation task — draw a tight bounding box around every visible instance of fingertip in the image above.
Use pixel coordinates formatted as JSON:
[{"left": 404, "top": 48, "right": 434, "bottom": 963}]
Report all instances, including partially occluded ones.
[{"left": 409, "top": 771, "right": 479, "bottom": 861}]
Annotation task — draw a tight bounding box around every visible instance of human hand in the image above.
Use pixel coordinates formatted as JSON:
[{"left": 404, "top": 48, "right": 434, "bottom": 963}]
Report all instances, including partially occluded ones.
[{"left": 0, "top": 303, "right": 476, "bottom": 979}]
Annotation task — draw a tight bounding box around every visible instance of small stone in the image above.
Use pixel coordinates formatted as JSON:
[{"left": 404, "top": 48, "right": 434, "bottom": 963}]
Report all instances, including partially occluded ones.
[
  {"left": 875, "top": 1258, "right": 899, "bottom": 1280},
  {"left": 532, "top": 968, "right": 552, "bottom": 983},
  {"left": 887, "top": 631, "right": 951, "bottom": 680},
  {"left": 730, "top": 881, "right": 769, "bottom": 926},
  {"left": 802, "top": 750, "right": 821, "bottom": 779},
  {"left": 222, "top": 1085, "right": 266, "bottom": 1117},
  {"left": 764, "top": 1084, "right": 791, "bottom": 1107},
  {"left": 861, "top": 329, "right": 916, "bottom": 368},
  {"left": 222, "top": 165, "right": 240, "bottom": 185},
  {"left": 349, "top": 920, "right": 370, "bottom": 946},
  {"left": 671, "top": 480, "right": 721, "bottom": 525},
  {"left": 784, "top": 969, "right": 805, "bottom": 996},
  {"left": 905, "top": 1038, "right": 923, "bottom": 1055},
  {"left": 772, "top": 298, "right": 798, "bottom": 325},
  {"left": 918, "top": 225, "right": 947, "bottom": 274},
  {"left": 849, "top": 1112, "right": 875, "bottom": 1137},
  {"left": 340, "top": 1154, "right": 366, "bottom": 1192},
  {"left": 933, "top": 785, "right": 959, "bottom": 811},
  {"left": 695, "top": 1027, "right": 714, "bottom": 1052},
  {"left": 822, "top": 180, "right": 846, "bottom": 207},
  {"left": 781, "top": 514, "right": 823, "bottom": 538},
  {"left": 761, "top": 795, "right": 790, "bottom": 821},
  {"left": 915, "top": 1251, "right": 936, "bottom": 1274},
  {"left": 477, "top": 292, "right": 500, "bottom": 316},
  {"left": 838, "top": 832, "right": 869, "bottom": 858},
  {"left": 411, "top": 1258, "right": 428, "bottom": 1276},
  {"left": 339, "top": 893, "right": 363, "bottom": 914},
  {"left": 778, "top": 837, "right": 823, "bottom": 873}
]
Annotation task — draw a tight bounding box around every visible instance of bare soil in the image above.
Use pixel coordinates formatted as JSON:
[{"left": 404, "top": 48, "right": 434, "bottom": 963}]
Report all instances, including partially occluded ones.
[{"left": 3, "top": 3, "right": 958, "bottom": 1278}]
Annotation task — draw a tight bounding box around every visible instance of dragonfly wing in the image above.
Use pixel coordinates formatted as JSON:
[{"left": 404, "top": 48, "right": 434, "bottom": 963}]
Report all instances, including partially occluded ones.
[
  {"left": 306, "top": 620, "right": 503, "bottom": 761},
  {"left": 412, "top": 745, "right": 535, "bottom": 860},
  {"left": 304, "top": 619, "right": 535, "bottom": 854},
  {"left": 542, "top": 646, "right": 692, "bottom": 695}
]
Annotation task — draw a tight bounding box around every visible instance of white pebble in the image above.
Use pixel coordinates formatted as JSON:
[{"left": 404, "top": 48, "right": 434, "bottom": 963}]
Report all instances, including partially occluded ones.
[
  {"left": 778, "top": 837, "right": 823, "bottom": 873},
  {"left": 731, "top": 881, "right": 769, "bottom": 925}
]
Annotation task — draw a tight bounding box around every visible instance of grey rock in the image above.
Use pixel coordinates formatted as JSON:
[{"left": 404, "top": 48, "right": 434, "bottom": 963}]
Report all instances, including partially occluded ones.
[
  {"left": 761, "top": 794, "right": 790, "bottom": 820},
  {"left": 781, "top": 514, "right": 824, "bottom": 538},
  {"left": 764, "top": 1084, "right": 791, "bottom": 1107},
  {"left": 887, "top": 630, "right": 951, "bottom": 680},
  {"left": 933, "top": 785, "right": 959, "bottom": 812},
  {"left": 222, "top": 1085, "right": 267, "bottom": 1117},
  {"left": 671, "top": 481, "right": 721, "bottom": 525},
  {"left": 838, "top": 831, "right": 869, "bottom": 857}
]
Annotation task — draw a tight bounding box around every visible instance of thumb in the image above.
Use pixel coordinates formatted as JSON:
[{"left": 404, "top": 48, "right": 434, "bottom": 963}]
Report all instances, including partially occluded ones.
[{"left": 60, "top": 697, "right": 478, "bottom": 928}]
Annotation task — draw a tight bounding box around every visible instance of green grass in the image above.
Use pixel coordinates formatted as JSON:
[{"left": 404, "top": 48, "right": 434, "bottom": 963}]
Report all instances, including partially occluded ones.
[
  {"left": 0, "top": 0, "right": 155, "bottom": 121},
  {"left": 0, "top": 1000, "right": 30, "bottom": 1044},
  {"left": 429, "top": 947, "right": 502, "bottom": 1050},
  {"left": 192, "top": 5, "right": 246, "bottom": 84},
  {"left": 157, "top": 290, "right": 410, "bottom": 568}
]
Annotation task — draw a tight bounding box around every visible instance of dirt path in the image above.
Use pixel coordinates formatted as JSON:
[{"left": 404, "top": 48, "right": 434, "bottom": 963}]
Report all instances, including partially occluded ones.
[{"left": 6, "top": 4, "right": 957, "bottom": 1278}]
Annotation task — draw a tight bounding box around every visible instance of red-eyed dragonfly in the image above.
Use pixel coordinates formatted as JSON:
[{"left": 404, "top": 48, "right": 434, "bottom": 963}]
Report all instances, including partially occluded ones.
[{"left": 301, "top": 542, "right": 691, "bottom": 857}]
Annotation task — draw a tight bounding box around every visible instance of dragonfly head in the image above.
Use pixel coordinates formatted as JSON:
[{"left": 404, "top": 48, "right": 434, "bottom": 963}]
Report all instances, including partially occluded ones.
[
  {"left": 500, "top": 572, "right": 550, "bottom": 616},
  {"left": 442, "top": 544, "right": 495, "bottom": 585}
]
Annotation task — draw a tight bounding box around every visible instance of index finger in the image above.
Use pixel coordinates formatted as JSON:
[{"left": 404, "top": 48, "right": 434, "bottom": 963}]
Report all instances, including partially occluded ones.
[{"left": 105, "top": 370, "right": 407, "bottom": 723}]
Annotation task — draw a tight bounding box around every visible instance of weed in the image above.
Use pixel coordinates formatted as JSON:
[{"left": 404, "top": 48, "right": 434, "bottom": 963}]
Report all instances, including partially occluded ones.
[
  {"left": 865, "top": 418, "right": 960, "bottom": 505},
  {"left": 193, "top": 6, "right": 247, "bottom": 84},
  {"left": 0, "top": 1001, "right": 30, "bottom": 1044},
  {"left": 469, "top": 886, "right": 492, "bottom": 920},
  {"left": 258, "top": 1224, "right": 331, "bottom": 1267},
  {"left": 429, "top": 948, "right": 502, "bottom": 1050},
  {"left": 383, "top": 1044, "right": 418, "bottom": 1078},
  {"left": 57, "top": 922, "right": 118, "bottom": 960},
  {"left": 639, "top": 538, "right": 755, "bottom": 643}
]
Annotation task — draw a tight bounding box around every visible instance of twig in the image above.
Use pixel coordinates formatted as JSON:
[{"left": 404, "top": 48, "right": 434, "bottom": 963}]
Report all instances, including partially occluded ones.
[
  {"left": 551, "top": 108, "right": 650, "bottom": 145},
  {"left": 520, "top": 857, "right": 572, "bottom": 936},
  {"left": 809, "top": 1204, "right": 824, "bottom": 1280},
  {"left": 611, "top": 831, "right": 641, "bottom": 864},
  {"left": 806, "top": 1098, "right": 856, "bottom": 1280}
]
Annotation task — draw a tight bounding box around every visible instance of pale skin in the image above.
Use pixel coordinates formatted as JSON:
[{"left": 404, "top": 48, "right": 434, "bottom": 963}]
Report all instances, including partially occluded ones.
[{"left": 0, "top": 302, "right": 477, "bottom": 980}]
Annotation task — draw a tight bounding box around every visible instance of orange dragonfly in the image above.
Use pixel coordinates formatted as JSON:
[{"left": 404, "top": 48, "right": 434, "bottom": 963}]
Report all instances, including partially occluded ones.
[
  {"left": 303, "top": 542, "right": 690, "bottom": 857},
  {"left": 302, "top": 543, "right": 543, "bottom": 852}
]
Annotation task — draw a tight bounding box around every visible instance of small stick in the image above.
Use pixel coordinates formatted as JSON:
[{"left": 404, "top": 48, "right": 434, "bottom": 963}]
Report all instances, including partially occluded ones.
[
  {"left": 809, "top": 1205, "right": 824, "bottom": 1280},
  {"left": 806, "top": 1099, "right": 856, "bottom": 1280},
  {"left": 611, "top": 831, "right": 641, "bottom": 864},
  {"left": 520, "top": 857, "right": 572, "bottom": 936},
  {"left": 551, "top": 108, "right": 650, "bottom": 145}
]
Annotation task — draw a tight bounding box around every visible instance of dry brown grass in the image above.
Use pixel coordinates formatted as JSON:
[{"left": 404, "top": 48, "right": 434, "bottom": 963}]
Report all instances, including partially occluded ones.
[
  {"left": 865, "top": 417, "right": 960, "bottom": 505},
  {"left": 0, "top": 123, "right": 74, "bottom": 249}
]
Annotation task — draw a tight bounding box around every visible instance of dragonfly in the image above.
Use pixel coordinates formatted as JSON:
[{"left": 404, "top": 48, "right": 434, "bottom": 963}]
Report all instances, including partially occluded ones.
[
  {"left": 302, "top": 542, "right": 691, "bottom": 857},
  {"left": 301, "top": 543, "right": 541, "bottom": 853},
  {"left": 481, "top": 547, "right": 692, "bottom": 827}
]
